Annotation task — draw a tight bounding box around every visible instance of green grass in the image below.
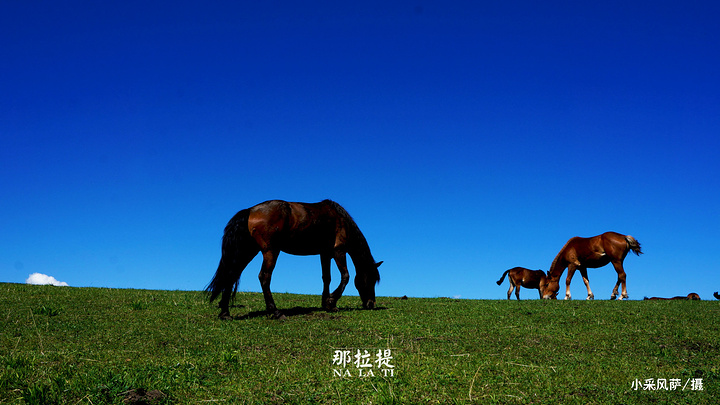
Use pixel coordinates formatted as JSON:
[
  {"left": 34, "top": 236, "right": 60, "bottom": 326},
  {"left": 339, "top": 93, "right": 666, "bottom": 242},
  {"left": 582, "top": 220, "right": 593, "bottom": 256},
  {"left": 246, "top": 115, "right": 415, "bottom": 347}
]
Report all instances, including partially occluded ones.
[{"left": 1, "top": 282, "right": 719, "bottom": 404}]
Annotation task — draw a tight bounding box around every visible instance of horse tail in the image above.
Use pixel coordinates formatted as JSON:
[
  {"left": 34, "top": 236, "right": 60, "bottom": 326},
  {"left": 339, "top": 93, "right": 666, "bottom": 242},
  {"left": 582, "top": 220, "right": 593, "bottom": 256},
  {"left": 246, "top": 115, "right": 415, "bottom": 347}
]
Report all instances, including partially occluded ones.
[
  {"left": 625, "top": 235, "right": 643, "bottom": 256},
  {"left": 205, "top": 208, "right": 257, "bottom": 303},
  {"left": 497, "top": 270, "right": 510, "bottom": 285},
  {"left": 206, "top": 258, "right": 231, "bottom": 303}
]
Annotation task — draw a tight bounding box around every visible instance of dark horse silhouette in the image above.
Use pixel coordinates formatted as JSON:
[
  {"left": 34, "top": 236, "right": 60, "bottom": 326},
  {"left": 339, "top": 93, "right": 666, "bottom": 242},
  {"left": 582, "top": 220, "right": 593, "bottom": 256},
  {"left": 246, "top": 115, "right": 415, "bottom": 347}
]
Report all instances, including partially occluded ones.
[
  {"left": 541, "top": 232, "right": 642, "bottom": 300},
  {"left": 496, "top": 267, "right": 548, "bottom": 300},
  {"left": 644, "top": 293, "right": 700, "bottom": 300},
  {"left": 206, "top": 200, "right": 382, "bottom": 319}
]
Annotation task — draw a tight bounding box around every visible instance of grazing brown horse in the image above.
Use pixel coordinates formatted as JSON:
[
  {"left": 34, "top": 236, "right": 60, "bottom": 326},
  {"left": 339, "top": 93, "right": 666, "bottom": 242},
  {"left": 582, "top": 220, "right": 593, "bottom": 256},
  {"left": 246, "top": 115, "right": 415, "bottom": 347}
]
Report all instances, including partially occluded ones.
[
  {"left": 715, "top": 292, "right": 720, "bottom": 300},
  {"left": 206, "top": 200, "right": 382, "bottom": 319},
  {"left": 541, "top": 232, "right": 642, "bottom": 300},
  {"left": 496, "top": 267, "right": 548, "bottom": 300},
  {"left": 644, "top": 293, "right": 701, "bottom": 301}
]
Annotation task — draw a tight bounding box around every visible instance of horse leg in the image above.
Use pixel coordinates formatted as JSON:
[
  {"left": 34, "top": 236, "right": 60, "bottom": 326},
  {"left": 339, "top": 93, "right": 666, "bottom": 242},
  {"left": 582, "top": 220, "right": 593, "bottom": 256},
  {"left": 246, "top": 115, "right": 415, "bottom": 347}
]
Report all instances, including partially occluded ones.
[
  {"left": 507, "top": 281, "right": 514, "bottom": 300},
  {"left": 218, "top": 288, "right": 234, "bottom": 320},
  {"left": 564, "top": 264, "right": 577, "bottom": 300},
  {"left": 327, "top": 252, "right": 350, "bottom": 310},
  {"left": 217, "top": 269, "right": 241, "bottom": 320},
  {"left": 321, "top": 253, "right": 334, "bottom": 310},
  {"left": 511, "top": 278, "right": 521, "bottom": 300},
  {"left": 258, "top": 250, "right": 284, "bottom": 319},
  {"left": 610, "top": 261, "right": 628, "bottom": 300},
  {"left": 216, "top": 252, "right": 257, "bottom": 320},
  {"left": 578, "top": 268, "right": 594, "bottom": 300}
]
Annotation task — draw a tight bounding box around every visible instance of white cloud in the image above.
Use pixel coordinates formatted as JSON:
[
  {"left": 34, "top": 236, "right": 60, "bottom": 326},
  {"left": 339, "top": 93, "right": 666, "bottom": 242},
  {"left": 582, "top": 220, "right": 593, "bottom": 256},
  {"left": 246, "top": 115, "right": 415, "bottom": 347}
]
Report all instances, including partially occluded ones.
[{"left": 26, "top": 273, "right": 69, "bottom": 287}]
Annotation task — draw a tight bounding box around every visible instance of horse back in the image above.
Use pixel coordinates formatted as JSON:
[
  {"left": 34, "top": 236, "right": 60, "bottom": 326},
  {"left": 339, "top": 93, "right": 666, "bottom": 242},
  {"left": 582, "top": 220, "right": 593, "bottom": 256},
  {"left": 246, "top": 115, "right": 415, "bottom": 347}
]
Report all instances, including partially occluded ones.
[
  {"left": 247, "top": 200, "right": 344, "bottom": 255},
  {"left": 509, "top": 267, "right": 545, "bottom": 288},
  {"left": 563, "top": 233, "right": 628, "bottom": 268},
  {"left": 559, "top": 236, "right": 607, "bottom": 267}
]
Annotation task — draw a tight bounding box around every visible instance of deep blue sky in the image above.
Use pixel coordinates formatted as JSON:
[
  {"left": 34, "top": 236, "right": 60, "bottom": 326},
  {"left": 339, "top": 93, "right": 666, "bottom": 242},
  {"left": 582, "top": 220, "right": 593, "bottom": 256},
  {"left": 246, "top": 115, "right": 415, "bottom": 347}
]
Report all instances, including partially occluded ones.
[{"left": 2, "top": 1, "right": 719, "bottom": 301}]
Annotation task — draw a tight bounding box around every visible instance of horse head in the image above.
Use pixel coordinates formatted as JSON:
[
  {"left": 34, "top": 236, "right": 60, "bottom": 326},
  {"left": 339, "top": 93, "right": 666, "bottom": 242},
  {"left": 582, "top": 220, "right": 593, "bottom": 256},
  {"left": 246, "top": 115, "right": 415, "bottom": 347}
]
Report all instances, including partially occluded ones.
[
  {"left": 540, "top": 275, "right": 560, "bottom": 299},
  {"left": 355, "top": 261, "right": 382, "bottom": 309}
]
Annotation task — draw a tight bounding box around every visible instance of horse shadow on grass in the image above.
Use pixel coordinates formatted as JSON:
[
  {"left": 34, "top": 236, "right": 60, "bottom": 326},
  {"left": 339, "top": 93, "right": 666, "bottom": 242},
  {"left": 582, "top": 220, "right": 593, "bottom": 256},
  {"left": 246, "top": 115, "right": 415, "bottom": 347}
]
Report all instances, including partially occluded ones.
[{"left": 227, "top": 305, "right": 387, "bottom": 320}]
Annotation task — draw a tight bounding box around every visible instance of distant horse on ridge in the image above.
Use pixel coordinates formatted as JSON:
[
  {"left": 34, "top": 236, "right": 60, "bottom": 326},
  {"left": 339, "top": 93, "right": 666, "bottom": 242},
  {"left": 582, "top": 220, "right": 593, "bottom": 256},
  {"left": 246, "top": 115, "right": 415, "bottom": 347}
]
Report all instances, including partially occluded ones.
[
  {"left": 644, "top": 293, "right": 701, "bottom": 301},
  {"left": 541, "top": 232, "right": 642, "bottom": 300}
]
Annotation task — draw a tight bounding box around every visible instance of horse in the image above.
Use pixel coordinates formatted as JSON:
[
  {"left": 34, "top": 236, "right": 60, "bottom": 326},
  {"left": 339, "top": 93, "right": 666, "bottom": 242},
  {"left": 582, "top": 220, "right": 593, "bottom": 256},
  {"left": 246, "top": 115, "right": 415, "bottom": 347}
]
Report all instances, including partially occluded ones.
[
  {"left": 644, "top": 293, "right": 701, "bottom": 301},
  {"left": 541, "top": 232, "right": 642, "bottom": 300},
  {"left": 715, "top": 292, "right": 720, "bottom": 300},
  {"left": 496, "top": 267, "right": 548, "bottom": 300},
  {"left": 206, "top": 200, "right": 382, "bottom": 319}
]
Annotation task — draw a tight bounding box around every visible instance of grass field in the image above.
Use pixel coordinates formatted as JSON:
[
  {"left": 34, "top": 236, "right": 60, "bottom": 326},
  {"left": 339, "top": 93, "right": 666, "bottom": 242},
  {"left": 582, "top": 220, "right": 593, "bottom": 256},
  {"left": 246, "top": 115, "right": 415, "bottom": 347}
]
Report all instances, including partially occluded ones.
[{"left": 1, "top": 282, "right": 719, "bottom": 404}]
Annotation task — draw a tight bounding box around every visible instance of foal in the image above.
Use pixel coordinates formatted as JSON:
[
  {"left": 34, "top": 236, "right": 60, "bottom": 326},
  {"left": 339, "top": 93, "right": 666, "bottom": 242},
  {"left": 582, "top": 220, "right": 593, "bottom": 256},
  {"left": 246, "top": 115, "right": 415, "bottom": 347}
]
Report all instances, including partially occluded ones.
[{"left": 497, "top": 267, "right": 548, "bottom": 300}]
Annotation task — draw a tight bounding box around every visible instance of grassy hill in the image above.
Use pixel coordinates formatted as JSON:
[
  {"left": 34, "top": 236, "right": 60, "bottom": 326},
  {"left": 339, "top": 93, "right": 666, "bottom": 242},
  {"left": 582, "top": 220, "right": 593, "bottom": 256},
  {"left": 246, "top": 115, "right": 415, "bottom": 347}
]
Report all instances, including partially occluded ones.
[{"left": 1, "top": 282, "right": 719, "bottom": 404}]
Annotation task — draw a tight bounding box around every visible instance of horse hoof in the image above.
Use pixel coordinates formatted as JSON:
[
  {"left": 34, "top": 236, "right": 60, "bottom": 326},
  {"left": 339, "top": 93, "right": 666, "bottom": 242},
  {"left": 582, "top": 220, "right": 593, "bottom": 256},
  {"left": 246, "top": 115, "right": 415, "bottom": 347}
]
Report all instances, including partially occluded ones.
[
  {"left": 610, "top": 295, "right": 617, "bottom": 300},
  {"left": 586, "top": 295, "right": 594, "bottom": 300},
  {"left": 323, "top": 298, "right": 337, "bottom": 311},
  {"left": 270, "top": 311, "right": 286, "bottom": 320},
  {"left": 219, "top": 312, "right": 233, "bottom": 321}
]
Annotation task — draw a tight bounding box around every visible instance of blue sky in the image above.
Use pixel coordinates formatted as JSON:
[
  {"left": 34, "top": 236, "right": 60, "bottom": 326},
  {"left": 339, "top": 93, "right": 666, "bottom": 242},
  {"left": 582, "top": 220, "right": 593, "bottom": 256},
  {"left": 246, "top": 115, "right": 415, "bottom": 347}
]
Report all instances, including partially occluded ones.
[{"left": 2, "top": 1, "right": 719, "bottom": 301}]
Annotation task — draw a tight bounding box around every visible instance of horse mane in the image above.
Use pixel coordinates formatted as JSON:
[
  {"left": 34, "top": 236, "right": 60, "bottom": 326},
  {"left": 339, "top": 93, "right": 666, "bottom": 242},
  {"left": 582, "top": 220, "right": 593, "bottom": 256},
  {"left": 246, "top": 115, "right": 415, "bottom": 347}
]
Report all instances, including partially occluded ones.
[
  {"left": 323, "top": 199, "right": 380, "bottom": 283},
  {"left": 548, "top": 237, "right": 574, "bottom": 278}
]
